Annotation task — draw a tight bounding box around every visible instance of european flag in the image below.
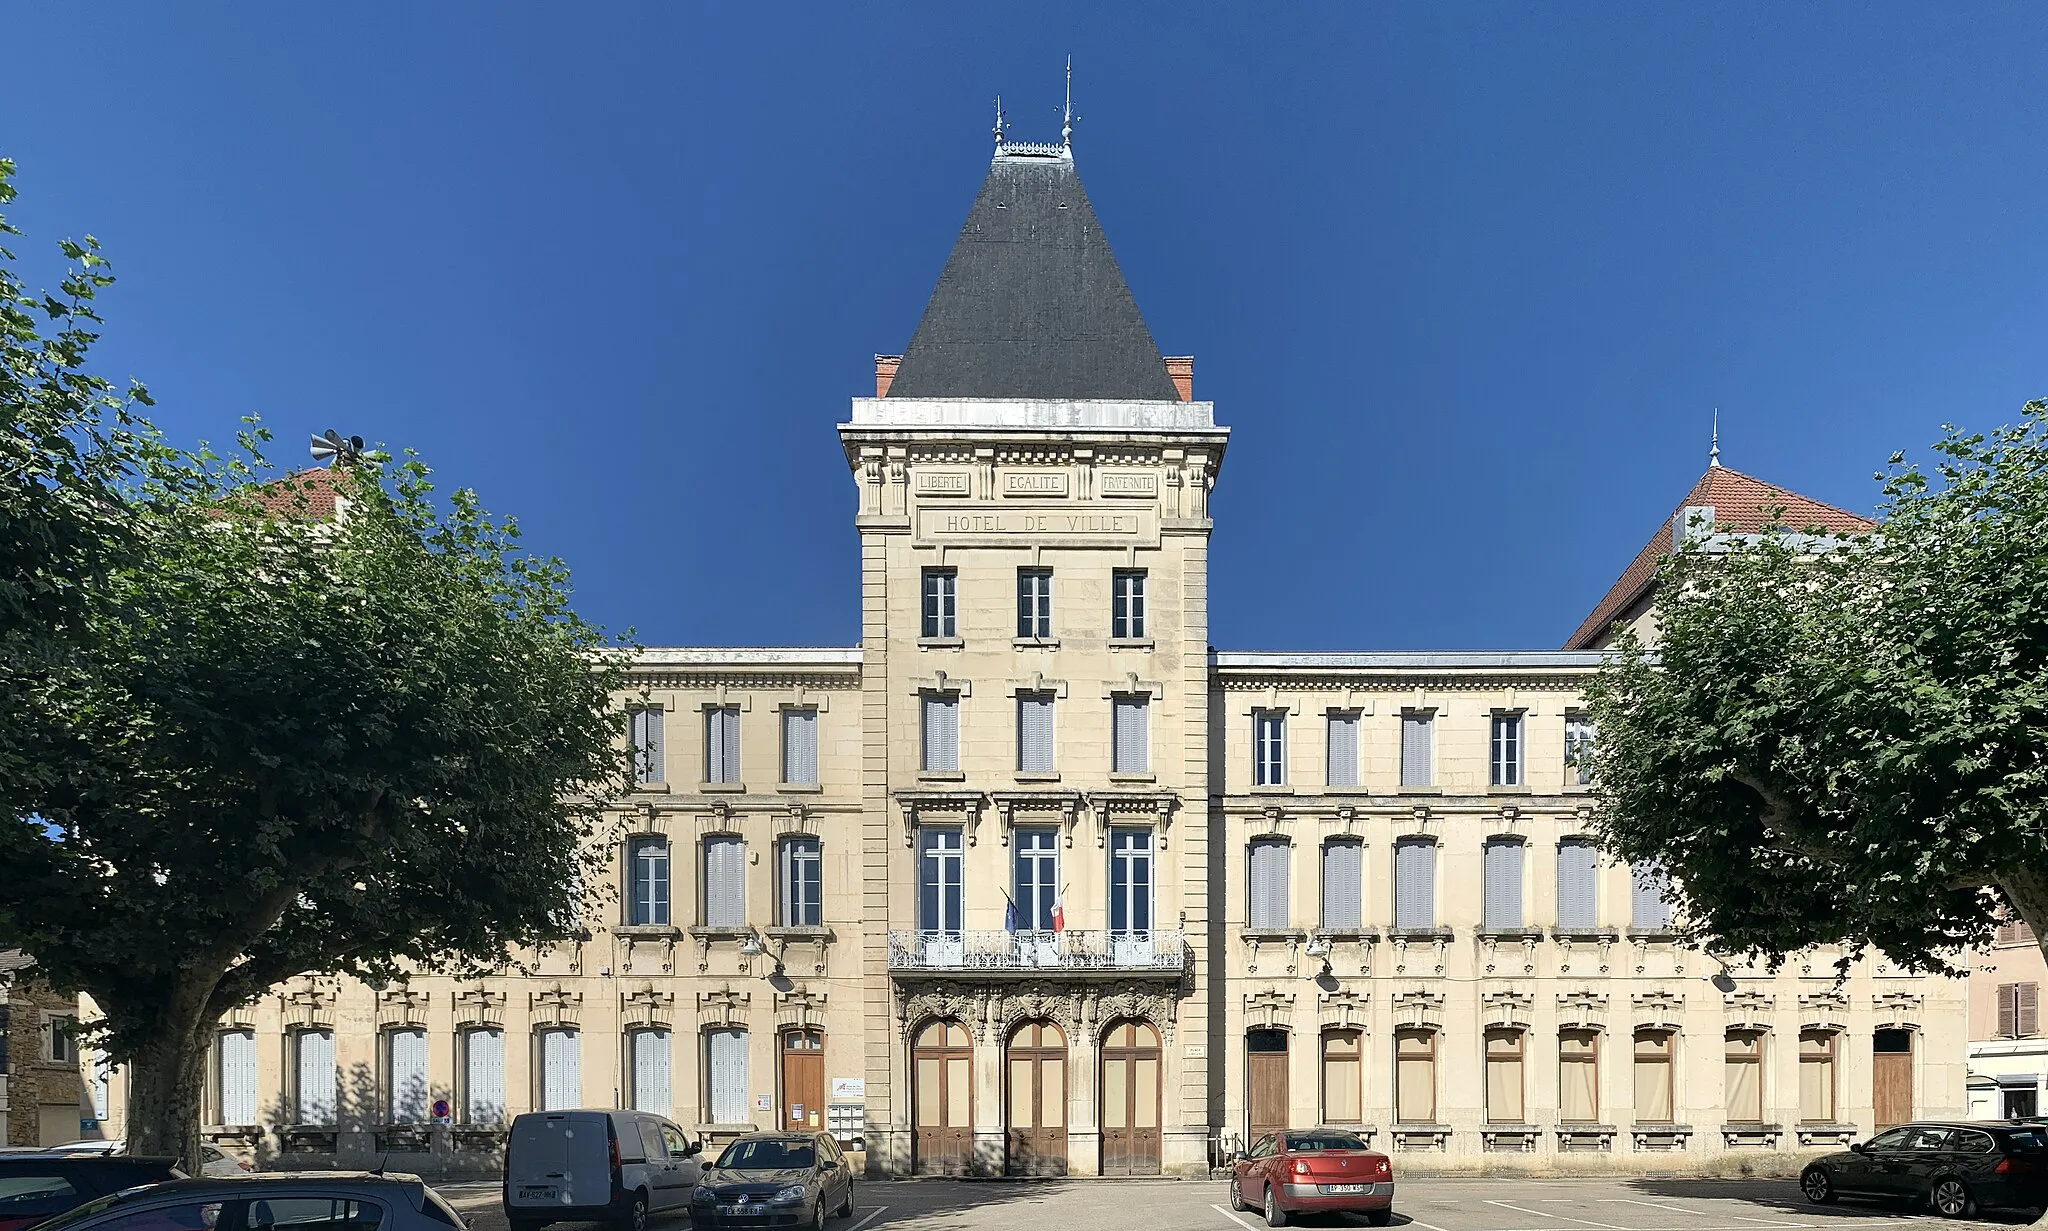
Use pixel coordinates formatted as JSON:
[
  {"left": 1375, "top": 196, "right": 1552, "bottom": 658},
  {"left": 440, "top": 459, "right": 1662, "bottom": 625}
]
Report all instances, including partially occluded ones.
[{"left": 1003, "top": 893, "right": 1018, "bottom": 934}]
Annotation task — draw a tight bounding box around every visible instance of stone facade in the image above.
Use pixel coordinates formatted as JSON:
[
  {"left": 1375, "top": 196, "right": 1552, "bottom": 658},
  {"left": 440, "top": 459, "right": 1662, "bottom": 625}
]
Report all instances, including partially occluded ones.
[
  {"left": 3, "top": 955, "right": 88, "bottom": 1147},
  {"left": 1965, "top": 922, "right": 2046, "bottom": 1119}
]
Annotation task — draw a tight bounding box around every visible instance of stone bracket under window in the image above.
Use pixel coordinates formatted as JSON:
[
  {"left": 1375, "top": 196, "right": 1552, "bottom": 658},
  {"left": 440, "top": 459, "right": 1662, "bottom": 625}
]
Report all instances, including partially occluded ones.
[
  {"left": 991, "top": 790, "right": 1083, "bottom": 847},
  {"left": 1480, "top": 1125, "right": 1540, "bottom": 1153},
  {"left": 1555, "top": 930, "right": 1618, "bottom": 976},
  {"left": 1088, "top": 790, "right": 1179, "bottom": 849},
  {"left": 1390, "top": 1124, "right": 1452, "bottom": 1152},
  {"left": 1554, "top": 1125, "right": 1616, "bottom": 1153},
  {"left": 764, "top": 925, "right": 835, "bottom": 976},
  {"left": 1240, "top": 929, "right": 1307, "bottom": 976},
  {"left": 1479, "top": 932, "right": 1540, "bottom": 978},
  {"left": 1390, "top": 930, "right": 1451, "bottom": 978},
  {"left": 1795, "top": 1123, "right": 1858, "bottom": 1147},
  {"left": 1630, "top": 1123, "right": 1694, "bottom": 1151},
  {"left": 1721, "top": 1123, "right": 1783, "bottom": 1150},
  {"left": 894, "top": 789, "right": 986, "bottom": 847}
]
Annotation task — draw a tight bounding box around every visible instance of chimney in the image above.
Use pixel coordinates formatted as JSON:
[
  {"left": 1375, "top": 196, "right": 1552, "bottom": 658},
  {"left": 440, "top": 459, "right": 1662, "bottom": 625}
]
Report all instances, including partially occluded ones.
[
  {"left": 1163, "top": 356, "right": 1194, "bottom": 401},
  {"left": 874, "top": 355, "right": 902, "bottom": 398}
]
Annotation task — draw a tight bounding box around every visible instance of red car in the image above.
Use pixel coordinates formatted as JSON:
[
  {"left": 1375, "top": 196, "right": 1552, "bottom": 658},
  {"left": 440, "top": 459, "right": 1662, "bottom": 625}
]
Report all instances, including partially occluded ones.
[{"left": 1229, "top": 1128, "right": 1393, "bottom": 1227}]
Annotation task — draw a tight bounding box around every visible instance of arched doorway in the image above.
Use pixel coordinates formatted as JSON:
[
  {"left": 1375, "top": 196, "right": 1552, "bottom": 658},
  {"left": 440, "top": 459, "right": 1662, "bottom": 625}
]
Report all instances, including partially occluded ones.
[
  {"left": 1005, "top": 1020, "right": 1068, "bottom": 1176},
  {"left": 1247, "top": 1028, "right": 1289, "bottom": 1144},
  {"left": 913, "top": 1019, "right": 973, "bottom": 1175},
  {"left": 1100, "top": 1020, "right": 1161, "bottom": 1175},
  {"left": 780, "top": 1029, "right": 823, "bottom": 1132}
]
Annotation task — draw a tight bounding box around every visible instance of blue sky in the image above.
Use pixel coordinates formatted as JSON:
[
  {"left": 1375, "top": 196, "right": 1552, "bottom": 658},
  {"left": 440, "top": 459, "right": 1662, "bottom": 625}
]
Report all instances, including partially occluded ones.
[{"left": 3, "top": 4, "right": 2043, "bottom": 650}]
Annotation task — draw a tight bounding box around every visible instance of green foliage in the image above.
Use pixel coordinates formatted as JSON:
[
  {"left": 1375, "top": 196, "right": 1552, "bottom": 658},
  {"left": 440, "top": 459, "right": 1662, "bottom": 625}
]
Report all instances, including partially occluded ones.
[{"left": 1586, "top": 399, "right": 2048, "bottom": 973}]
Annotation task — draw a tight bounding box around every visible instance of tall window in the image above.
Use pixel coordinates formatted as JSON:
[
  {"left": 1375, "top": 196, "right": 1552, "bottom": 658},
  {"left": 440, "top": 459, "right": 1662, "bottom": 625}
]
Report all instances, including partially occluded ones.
[
  {"left": 1725, "top": 1030, "right": 1765, "bottom": 1123},
  {"left": 1248, "top": 838, "right": 1290, "bottom": 930},
  {"left": 1394, "top": 838, "right": 1436, "bottom": 930},
  {"left": 1799, "top": 1030, "right": 1837, "bottom": 1124},
  {"left": 538, "top": 1027, "right": 580, "bottom": 1110},
  {"left": 1322, "top": 1030, "right": 1363, "bottom": 1124},
  {"left": 630, "top": 1028, "right": 673, "bottom": 1116},
  {"left": 1394, "top": 1028, "right": 1436, "bottom": 1123},
  {"left": 706, "top": 1028, "right": 749, "bottom": 1124},
  {"left": 1556, "top": 840, "right": 1599, "bottom": 930},
  {"left": 1112, "top": 695, "right": 1149, "bottom": 773},
  {"left": 1482, "top": 838, "right": 1525, "bottom": 930},
  {"left": 630, "top": 707, "right": 665, "bottom": 784},
  {"left": 781, "top": 708, "right": 818, "bottom": 785},
  {"left": 1017, "top": 568, "right": 1052, "bottom": 638},
  {"left": 1559, "top": 1029, "right": 1599, "bottom": 1124},
  {"left": 1111, "top": 569, "right": 1146, "bottom": 639},
  {"left": 1485, "top": 1028, "right": 1525, "bottom": 1123},
  {"left": 703, "top": 835, "right": 745, "bottom": 927},
  {"left": 1013, "top": 828, "right": 1059, "bottom": 931},
  {"left": 1325, "top": 712, "right": 1360, "bottom": 787},
  {"left": 919, "top": 828, "right": 964, "bottom": 936},
  {"left": 387, "top": 1028, "right": 429, "bottom": 1124},
  {"left": 921, "top": 693, "right": 959, "bottom": 772},
  {"left": 1109, "top": 828, "right": 1153, "bottom": 935},
  {"left": 42, "top": 1015, "right": 75, "bottom": 1064},
  {"left": 1999, "top": 983, "right": 2041, "bottom": 1038},
  {"left": 705, "top": 706, "right": 741, "bottom": 784},
  {"left": 1565, "top": 714, "right": 1596, "bottom": 785},
  {"left": 295, "top": 1029, "right": 336, "bottom": 1126},
  {"left": 778, "top": 837, "right": 822, "bottom": 927},
  {"left": 627, "top": 835, "right": 670, "bottom": 926},
  {"left": 1399, "top": 712, "right": 1433, "bottom": 787},
  {"left": 217, "top": 1030, "right": 257, "bottom": 1127},
  {"left": 1017, "top": 693, "right": 1056, "bottom": 773},
  {"left": 922, "top": 568, "right": 957, "bottom": 638},
  {"left": 1253, "top": 710, "right": 1286, "bottom": 786},
  {"left": 1489, "top": 712, "right": 1523, "bottom": 786},
  {"left": 463, "top": 1028, "right": 506, "bottom": 1125},
  {"left": 1631, "top": 862, "right": 1673, "bottom": 931},
  {"left": 1321, "top": 839, "right": 1362, "bottom": 931},
  {"left": 1633, "top": 1029, "right": 1674, "bottom": 1123}
]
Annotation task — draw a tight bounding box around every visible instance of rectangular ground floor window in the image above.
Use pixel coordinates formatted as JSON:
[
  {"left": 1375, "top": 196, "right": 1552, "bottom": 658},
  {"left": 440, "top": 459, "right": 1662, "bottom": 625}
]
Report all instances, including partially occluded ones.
[{"left": 1322, "top": 1030, "right": 1362, "bottom": 1123}]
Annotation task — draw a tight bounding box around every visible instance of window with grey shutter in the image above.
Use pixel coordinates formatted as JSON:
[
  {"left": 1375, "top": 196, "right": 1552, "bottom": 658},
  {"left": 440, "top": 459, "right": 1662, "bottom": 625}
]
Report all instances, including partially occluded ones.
[
  {"left": 704, "top": 835, "right": 746, "bottom": 927},
  {"left": 1483, "top": 839, "right": 1525, "bottom": 930},
  {"left": 388, "top": 1027, "right": 429, "bottom": 1124},
  {"left": 465, "top": 1028, "right": 505, "bottom": 1125},
  {"left": 539, "top": 1028, "right": 580, "bottom": 1110},
  {"left": 1254, "top": 710, "right": 1286, "bottom": 786},
  {"left": 1394, "top": 839, "right": 1436, "bottom": 930},
  {"left": 631, "top": 1028, "right": 672, "bottom": 1116},
  {"left": 297, "top": 1030, "right": 336, "bottom": 1126},
  {"left": 705, "top": 706, "right": 741, "bottom": 784},
  {"left": 1490, "top": 712, "right": 1523, "bottom": 786},
  {"left": 1113, "top": 695, "right": 1149, "bottom": 774},
  {"left": 1326, "top": 712, "right": 1360, "bottom": 787},
  {"left": 631, "top": 707, "right": 665, "bottom": 784},
  {"left": 1400, "top": 713, "right": 1433, "bottom": 786},
  {"left": 781, "top": 708, "right": 817, "bottom": 785},
  {"left": 1018, "top": 693, "right": 1055, "bottom": 774},
  {"left": 1555, "top": 840, "right": 1598, "bottom": 930},
  {"left": 1321, "top": 839, "right": 1363, "bottom": 931},
  {"left": 921, "top": 693, "right": 958, "bottom": 772},
  {"left": 218, "top": 1030, "right": 257, "bottom": 1126},
  {"left": 1631, "top": 862, "right": 1672, "bottom": 931},
  {"left": 1248, "top": 839, "right": 1290, "bottom": 929},
  {"left": 706, "top": 1028, "right": 749, "bottom": 1124}
]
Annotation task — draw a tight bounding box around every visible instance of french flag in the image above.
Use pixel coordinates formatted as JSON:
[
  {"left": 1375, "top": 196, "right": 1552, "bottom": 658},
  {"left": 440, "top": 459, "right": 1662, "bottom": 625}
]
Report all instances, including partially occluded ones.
[{"left": 1051, "top": 884, "right": 1066, "bottom": 934}]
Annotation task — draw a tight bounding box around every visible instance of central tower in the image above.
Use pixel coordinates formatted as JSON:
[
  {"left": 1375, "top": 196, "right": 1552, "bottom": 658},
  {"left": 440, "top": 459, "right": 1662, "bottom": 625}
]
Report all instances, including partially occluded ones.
[{"left": 839, "top": 136, "right": 1228, "bottom": 1177}]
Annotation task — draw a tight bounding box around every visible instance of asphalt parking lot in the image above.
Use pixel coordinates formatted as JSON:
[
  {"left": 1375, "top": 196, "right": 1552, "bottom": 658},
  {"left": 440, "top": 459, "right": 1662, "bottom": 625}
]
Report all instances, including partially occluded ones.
[{"left": 439, "top": 1175, "right": 2038, "bottom": 1231}]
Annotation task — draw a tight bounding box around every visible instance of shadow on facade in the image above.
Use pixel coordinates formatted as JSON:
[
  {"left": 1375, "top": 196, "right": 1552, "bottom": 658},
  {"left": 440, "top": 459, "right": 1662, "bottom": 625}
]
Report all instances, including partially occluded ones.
[{"left": 247, "top": 1061, "right": 502, "bottom": 1178}]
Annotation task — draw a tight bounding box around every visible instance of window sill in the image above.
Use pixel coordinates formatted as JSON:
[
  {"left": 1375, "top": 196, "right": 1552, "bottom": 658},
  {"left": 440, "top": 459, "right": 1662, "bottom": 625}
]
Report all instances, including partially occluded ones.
[
  {"left": 1241, "top": 928, "right": 1308, "bottom": 942},
  {"left": 918, "top": 770, "right": 966, "bottom": 782},
  {"left": 1109, "top": 771, "right": 1156, "bottom": 783},
  {"left": 632, "top": 781, "right": 670, "bottom": 794},
  {"left": 1389, "top": 926, "right": 1454, "bottom": 941},
  {"left": 776, "top": 782, "right": 824, "bottom": 793},
  {"left": 1486, "top": 785, "right": 1533, "bottom": 795},
  {"left": 1013, "top": 771, "right": 1061, "bottom": 783},
  {"left": 1012, "top": 637, "right": 1061, "bottom": 650},
  {"left": 1627, "top": 927, "right": 1679, "bottom": 941},
  {"left": 765, "top": 925, "right": 835, "bottom": 943},
  {"left": 699, "top": 781, "right": 747, "bottom": 794},
  {"left": 1249, "top": 784, "right": 1293, "bottom": 795},
  {"left": 1395, "top": 785, "right": 1441, "bottom": 795},
  {"left": 1314, "top": 928, "right": 1381, "bottom": 942},
  {"left": 1477, "top": 927, "right": 1545, "bottom": 940},
  {"left": 688, "top": 925, "right": 754, "bottom": 942},
  {"left": 614, "top": 924, "right": 685, "bottom": 939},
  {"left": 1552, "top": 926, "right": 1621, "bottom": 941},
  {"left": 917, "top": 637, "right": 964, "bottom": 650},
  {"left": 1323, "top": 784, "right": 1371, "bottom": 795},
  {"left": 1108, "top": 638, "right": 1154, "bottom": 650}
]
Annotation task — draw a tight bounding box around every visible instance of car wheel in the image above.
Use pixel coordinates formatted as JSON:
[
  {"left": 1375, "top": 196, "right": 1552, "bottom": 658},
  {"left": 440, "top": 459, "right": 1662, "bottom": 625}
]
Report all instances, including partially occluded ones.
[
  {"left": 836, "top": 1180, "right": 855, "bottom": 1218},
  {"left": 1265, "top": 1185, "right": 1288, "bottom": 1227},
  {"left": 1229, "top": 1178, "right": 1247, "bottom": 1212},
  {"left": 1366, "top": 1212, "right": 1392, "bottom": 1227},
  {"left": 810, "top": 1198, "right": 827, "bottom": 1231},
  {"left": 1931, "top": 1177, "right": 1976, "bottom": 1219},
  {"left": 1801, "top": 1167, "right": 1837, "bottom": 1205},
  {"left": 617, "top": 1191, "right": 648, "bottom": 1231}
]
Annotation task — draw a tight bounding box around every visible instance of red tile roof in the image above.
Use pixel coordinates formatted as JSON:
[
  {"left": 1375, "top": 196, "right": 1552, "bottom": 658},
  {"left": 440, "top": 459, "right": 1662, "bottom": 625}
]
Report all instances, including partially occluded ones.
[
  {"left": 1563, "top": 465, "right": 1874, "bottom": 650},
  {"left": 244, "top": 466, "right": 348, "bottom": 520}
]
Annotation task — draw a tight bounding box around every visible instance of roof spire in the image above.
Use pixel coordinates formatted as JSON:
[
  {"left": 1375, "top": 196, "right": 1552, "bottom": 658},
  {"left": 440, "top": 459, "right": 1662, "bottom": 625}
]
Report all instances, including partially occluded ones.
[
  {"left": 993, "top": 95, "right": 1006, "bottom": 149},
  {"left": 1061, "top": 55, "right": 1073, "bottom": 148},
  {"left": 1709, "top": 409, "right": 1723, "bottom": 468}
]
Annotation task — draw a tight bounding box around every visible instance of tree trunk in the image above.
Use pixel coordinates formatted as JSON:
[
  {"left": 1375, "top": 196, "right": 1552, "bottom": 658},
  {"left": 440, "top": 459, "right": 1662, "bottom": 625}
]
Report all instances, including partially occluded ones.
[{"left": 126, "top": 1022, "right": 208, "bottom": 1175}]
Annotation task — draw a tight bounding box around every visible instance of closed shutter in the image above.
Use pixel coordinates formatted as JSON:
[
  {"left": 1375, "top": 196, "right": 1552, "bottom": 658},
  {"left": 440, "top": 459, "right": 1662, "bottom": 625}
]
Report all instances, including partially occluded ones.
[
  {"left": 466, "top": 1029, "right": 506, "bottom": 1124},
  {"left": 1248, "top": 839, "right": 1289, "bottom": 929},
  {"left": 1631, "top": 863, "right": 1671, "bottom": 931},
  {"left": 705, "top": 836, "right": 746, "bottom": 927},
  {"left": 1018, "top": 694, "right": 1055, "bottom": 773},
  {"left": 1326, "top": 713, "right": 1359, "bottom": 787},
  {"left": 1483, "top": 840, "right": 1524, "bottom": 930},
  {"left": 1113, "top": 696, "right": 1149, "bottom": 774},
  {"left": 219, "top": 1030, "right": 258, "bottom": 1126},
  {"left": 389, "top": 1028, "right": 428, "bottom": 1123},
  {"left": 1321, "top": 840, "right": 1362, "bottom": 930},
  {"left": 1394, "top": 840, "right": 1436, "bottom": 930},
  {"left": 1400, "top": 714, "right": 1432, "bottom": 786},
  {"left": 633, "top": 708, "right": 665, "bottom": 784},
  {"left": 541, "top": 1029, "right": 580, "bottom": 1110},
  {"left": 706, "top": 708, "right": 740, "bottom": 783},
  {"left": 2000, "top": 986, "right": 2018, "bottom": 1038},
  {"left": 2024, "top": 984, "right": 2040, "bottom": 1037},
  {"left": 1556, "top": 841, "right": 1598, "bottom": 930},
  {"left": 922, "top": 695, "right": 958, "bottom": 771},
  {"left": 297, "top": 1030, "right": 336, "bottom": 1125},
  {"left": 708, "top": 1029, "right": 750, "bottom": 1124},
  {"left": 782, "top": 709, "right": 817, "bottom": 785},
  {"left": 633, "top": 1029, "right": 673, "bottom": 1116}
]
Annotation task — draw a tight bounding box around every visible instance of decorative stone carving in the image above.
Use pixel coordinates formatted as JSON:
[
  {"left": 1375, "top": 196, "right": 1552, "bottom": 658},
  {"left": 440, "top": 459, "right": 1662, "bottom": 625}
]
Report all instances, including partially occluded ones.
[
  {"left": 1873, "top": 990, "right": 1924, "bottom": 1026},
  {"left": 1244, "top": 988, "right": 1296, "bottom": 1031},
  {"left": 278, "top": 977, "right": 338, "bottom": 1030},
  {"left": 774, "top": 985, "right": 828, "bottom": 1031},
  {"left": 1798, "top": 990, "right": 1849, "bottom": 1031},
  {"left": 621, "top": 983, "right": 675, "bottom": 1028},
  {"left": 1092, "top": 981, "right": 1178, "bottom": 1042},
  {"left": 1392, "top": 988, "right": 1445, "bottom": 1029},
  {"left": 452, "top": 985, "right": 505, "bottom": 1029},
  {"left": 1723, "top": 989, "right": 1774, "bottom": 1030},
  {"left": 1556, "top": 933, "right": 1614, "bottom": 976},
  {"left": 530, "top": 983, "right": 582, "bottom": 1027},
  {"left": 1318, "top": 989, "right": 1369, "bottom": 1030},
  {"left": 376, "top": 984, "right": 431, "bottom": 1028},
  {"left": 697, "top": 984, "right": 750, "bottom": 1029},
  {"left": 1555, "top": 989, "right": 1609, "bottom": 1028},
  {"left": 1482, "top": 990, "right": 1534, "bottom": 1028},
  {"left": 1633, "top": 988, "right": 1686, "bottom": 1029},
  {"left": 988, "top": 982, "right": 1083, "bottom": 1040},
  {"left": 1480, "top": 933, "right": 1538, "bottom": 977},
  {"left": 896, "top": 984, "right": 985, "bottom": 1038}
]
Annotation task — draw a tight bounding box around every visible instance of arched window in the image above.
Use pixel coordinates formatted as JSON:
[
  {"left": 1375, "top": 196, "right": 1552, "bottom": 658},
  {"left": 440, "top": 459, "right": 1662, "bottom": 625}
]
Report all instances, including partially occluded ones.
[
  {"left": 1725, "top": 1029, "right": 1765, "bottom": 1124},
  {"left": 1321, "top": 1029, "right": 1362, "bottom": 1124},
  {"left": 1559, "top": 1029, "right": 1600, "bottom": 1124},
  {"left": 1798, "top": 1030, "right": 1837, "bottom": 1124},
  {"left": 1394, "top": 1028, "right": 1436, "bottom": 1123},
  {"left": 386, "top": 1027, "right": 429, "bottom": 1124},
  {"left": 1555, "top": 840, "right": 1598, "bottom": 931},
  {"left": 1393, "top": 839, "right": 1436, "bottom": 930},
  {"left": 1482, "top": 839, "right": 1525, "bottom": 931},
  {"left": 1633, "top": 1029, "right": 1674, "bottom": 1124},
  {"left": 1484, "top": 1028, "right": 1524, "bottom": 1123}
]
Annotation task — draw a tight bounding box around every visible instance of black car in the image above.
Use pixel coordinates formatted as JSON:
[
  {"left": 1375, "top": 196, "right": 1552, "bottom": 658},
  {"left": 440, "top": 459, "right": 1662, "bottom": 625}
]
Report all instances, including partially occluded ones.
[
  {"left": 0, "top": 1154, "right": 183, "bottom": 1231},
  {"left": 1801, "top": 1121, "right": 2048, "bottom": 1217},
  {"left": 688, "top": 1133, "right": 854, "bottom": 1230}
]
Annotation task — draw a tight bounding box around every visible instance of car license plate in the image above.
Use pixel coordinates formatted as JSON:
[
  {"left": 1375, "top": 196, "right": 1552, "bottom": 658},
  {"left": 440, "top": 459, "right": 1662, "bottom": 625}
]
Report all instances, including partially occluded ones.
[
  {"left": 517, "top": 1187, "right": 556, "bottom": 1201},
  {"left": 720, "top": 1205, "right": 766, "bottom": 1217},
  {"left": 1325, "top": 1183, "right": 1369, "bottom": 1194}
]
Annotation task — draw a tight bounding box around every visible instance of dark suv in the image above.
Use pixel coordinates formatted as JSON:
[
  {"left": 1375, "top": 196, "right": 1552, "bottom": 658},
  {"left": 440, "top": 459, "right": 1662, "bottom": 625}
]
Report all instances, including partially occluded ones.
[
  {"left": 0, "top": 1154, "right": 182, "bottom": 1231},
  {"left": 1800, "top": 1122, "right": 2048, "bottom": 1217}
]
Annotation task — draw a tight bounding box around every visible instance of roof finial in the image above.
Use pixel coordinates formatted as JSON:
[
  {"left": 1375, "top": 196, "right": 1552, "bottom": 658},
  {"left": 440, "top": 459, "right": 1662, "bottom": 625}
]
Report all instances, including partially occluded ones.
[
  {"left": 993, "top": 95, "right": 1006, "bottom": 149},
  {"left": 1061, "top": 55, "right": 1073, "bottom": 148},
  {"left": 1709, "top": 408, "right": 1723, "bottom": 468}
]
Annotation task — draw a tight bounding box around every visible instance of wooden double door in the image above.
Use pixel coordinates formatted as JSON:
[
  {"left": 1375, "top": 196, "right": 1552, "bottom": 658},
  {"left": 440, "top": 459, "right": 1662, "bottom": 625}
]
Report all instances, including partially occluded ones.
[
  {"left": 781, "top": 1029, "right": 824, "bottom": 1133},
  {"left": 1100, "top": 1020, "right": 1162, "bottom": 1175},
  {"left": 1006, "top": 1021, "right": 1069, "bottom": 1176},
  {"left": 913, "top": 1020, "right": 974, "bottom": 1175}
]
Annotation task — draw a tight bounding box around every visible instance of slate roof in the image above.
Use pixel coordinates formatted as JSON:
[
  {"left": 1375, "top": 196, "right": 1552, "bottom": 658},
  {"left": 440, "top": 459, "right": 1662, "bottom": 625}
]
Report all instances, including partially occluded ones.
[
  {"left": 885, "top": 147, "right": 1180, "bottom": 402},
  {"left": 1563, "top": 465, "right": 1875, "bottom": 650}
]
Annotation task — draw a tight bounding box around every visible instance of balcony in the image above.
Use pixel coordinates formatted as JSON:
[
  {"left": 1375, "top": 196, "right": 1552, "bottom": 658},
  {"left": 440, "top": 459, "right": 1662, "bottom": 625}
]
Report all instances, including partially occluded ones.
[{"left": 886, "top": 929, "right": 1185, "bottom": 976}]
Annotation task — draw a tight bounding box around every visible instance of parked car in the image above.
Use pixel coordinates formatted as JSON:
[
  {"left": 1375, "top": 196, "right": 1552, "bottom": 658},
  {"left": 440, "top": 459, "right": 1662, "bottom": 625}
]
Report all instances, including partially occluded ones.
[
  {"left": 1229, "top": 1128, "right": 1393, "bottom": 1227},
  {"left": 0, "top": 1154, "right": 184, "bottom": 1231},
  {"left": 502, "top": 1110, "right": 703, "bottom": 1231},
  {"left": 688, "top": 1133, "right": 855, "bottom": 1231},
  {"left": 1801, "top": 1121, "right": 2048, "bottom": 1217},
  {"left": 6, "top": 1173, "right": 456, "bottom": 1231},
  {"left": 42, "top": 1145, "right": 246, "bottom": 1181}
]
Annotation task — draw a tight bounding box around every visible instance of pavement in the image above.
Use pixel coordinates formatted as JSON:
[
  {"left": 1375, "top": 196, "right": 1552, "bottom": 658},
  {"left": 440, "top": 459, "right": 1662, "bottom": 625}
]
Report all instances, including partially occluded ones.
[{"left": 435, "top": 1175, "right": 2041, "bottom": 1231}]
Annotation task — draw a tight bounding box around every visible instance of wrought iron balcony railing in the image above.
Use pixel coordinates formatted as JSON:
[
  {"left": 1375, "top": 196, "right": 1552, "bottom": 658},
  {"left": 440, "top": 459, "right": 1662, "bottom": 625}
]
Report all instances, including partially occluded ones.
[{"left": 886, "top": 929, "right": 1185, "bottom": 973}]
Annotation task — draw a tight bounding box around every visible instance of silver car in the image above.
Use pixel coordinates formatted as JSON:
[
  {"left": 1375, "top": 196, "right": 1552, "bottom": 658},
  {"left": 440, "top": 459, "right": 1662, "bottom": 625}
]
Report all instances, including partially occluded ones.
[{"left": 25, "top": 1173, "right": 466, "bottom": 1231}]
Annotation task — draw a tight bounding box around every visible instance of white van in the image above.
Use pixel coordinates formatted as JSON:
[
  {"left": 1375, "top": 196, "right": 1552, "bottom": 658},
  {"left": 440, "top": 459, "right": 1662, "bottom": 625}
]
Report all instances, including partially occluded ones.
[{"left": 503, "top": 1109, "right": 704, "bottom": 1231}]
